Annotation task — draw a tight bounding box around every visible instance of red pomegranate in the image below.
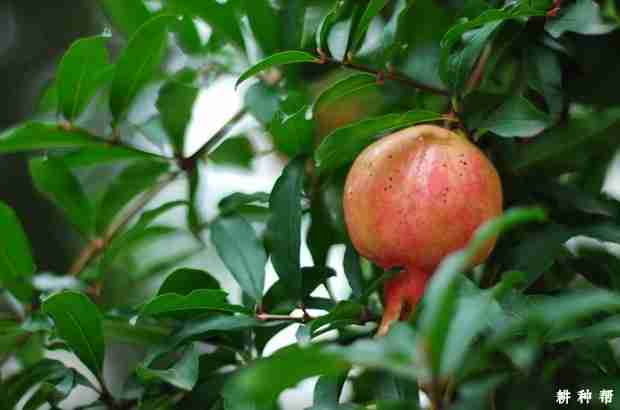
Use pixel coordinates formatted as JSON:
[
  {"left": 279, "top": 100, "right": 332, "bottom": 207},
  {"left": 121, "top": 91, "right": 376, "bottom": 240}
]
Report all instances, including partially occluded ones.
[{"left": 343, "top": 125, "right": 503, "bottom": 335}]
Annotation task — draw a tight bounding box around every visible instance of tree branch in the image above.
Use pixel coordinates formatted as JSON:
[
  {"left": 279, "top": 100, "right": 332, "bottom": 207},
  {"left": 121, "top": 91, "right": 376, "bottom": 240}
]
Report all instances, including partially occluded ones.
[
  {"left": 69, "top": 171, "right": 181, "bottom": 276},
  {"left": 318, "top": 51, "right": 449, "bottom": 96}
]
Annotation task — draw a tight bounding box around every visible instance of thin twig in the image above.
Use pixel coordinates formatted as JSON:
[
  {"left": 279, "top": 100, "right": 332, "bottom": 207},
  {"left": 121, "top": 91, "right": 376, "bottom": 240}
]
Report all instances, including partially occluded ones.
[
  {"left": 69, "top": 172, "right": 181, "bottom": 276},
  {"left": 318, "top": 51, "right": 449, "bottom": 96},
  {"left": 256, "top": 313, "right": 308, "bottom": 322}
]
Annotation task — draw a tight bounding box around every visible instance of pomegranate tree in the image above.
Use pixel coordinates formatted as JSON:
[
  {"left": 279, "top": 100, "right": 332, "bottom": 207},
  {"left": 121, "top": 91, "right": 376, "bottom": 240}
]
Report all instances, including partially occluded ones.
[{"left": 343, "top": 125, "right": 503, "bottom": 335}]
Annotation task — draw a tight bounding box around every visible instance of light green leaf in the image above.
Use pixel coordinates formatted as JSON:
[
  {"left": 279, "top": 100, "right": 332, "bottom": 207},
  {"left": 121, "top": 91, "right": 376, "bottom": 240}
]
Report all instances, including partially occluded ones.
[
  {"left": 138, "top": 289, "right": 248, "bottom": 319},
  {"left": 0, "top": 122, "right": 99, "bottom": 154},
  {"left": 29, "top": 157, "right": 94, "bottom": 237},
  {"left": 158, "top": 268, "right": 220, "bottom": 296},
  {"left": 314, "top": 110, "right": 443, "bottom": 175},
  {"left": 42, "top": 291, "right": 105, "bottom": 379},
  {"left": 0, "top": 202, "right": 35, "bottom": 302},
  {"left": 57, "top": 35, "right": 112, "bottom": 121},
  {"left": 236, "top": 51, "right": 319, "bottom": 88},
  {"left": 211, "top": 215, "right": 267, "bottom": 303},
  {"left": 98, "top": 0, "right": 152, "bottom": 37},
  {"left": 109, "top": 14, "right": 175, "bottom": 122}
]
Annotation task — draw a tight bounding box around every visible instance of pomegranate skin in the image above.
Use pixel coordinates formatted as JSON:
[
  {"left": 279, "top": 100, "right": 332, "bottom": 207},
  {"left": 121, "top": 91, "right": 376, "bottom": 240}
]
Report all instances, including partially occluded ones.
[{"left": 343, "top": 125, "right": 503, "bottom": 334}]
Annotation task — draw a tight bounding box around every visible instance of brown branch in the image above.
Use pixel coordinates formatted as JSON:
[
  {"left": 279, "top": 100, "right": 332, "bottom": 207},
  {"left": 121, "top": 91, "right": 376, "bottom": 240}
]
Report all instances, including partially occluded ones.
[
  {"left": 319, "top": 52, "right": 449, "bottom": 96},
  {"left": 69, "top": 172, "right": 181, "bottom": 276}
]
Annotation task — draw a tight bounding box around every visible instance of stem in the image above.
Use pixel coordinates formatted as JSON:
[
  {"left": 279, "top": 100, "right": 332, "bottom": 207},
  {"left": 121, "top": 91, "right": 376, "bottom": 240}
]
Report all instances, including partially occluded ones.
[
  {"left": 69, "top": 172, "right": 180, "bottom": 276},
  {"left": 319, "top": 53, "right": 449, "bottom": 96},
  {"left": 256, "top": 313, "right": 308, "bottom": 322}
]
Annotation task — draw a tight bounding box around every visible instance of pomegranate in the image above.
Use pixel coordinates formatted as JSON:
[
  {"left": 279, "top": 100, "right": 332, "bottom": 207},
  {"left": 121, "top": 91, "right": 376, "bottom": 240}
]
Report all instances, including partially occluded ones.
[{"left": 343, "top": 125, "right": 503, "bottom": 335}]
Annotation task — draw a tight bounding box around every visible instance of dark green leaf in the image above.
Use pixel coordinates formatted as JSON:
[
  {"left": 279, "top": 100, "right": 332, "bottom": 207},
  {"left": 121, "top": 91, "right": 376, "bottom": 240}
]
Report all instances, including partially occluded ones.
[
  {"left": 244, "top": 82, "right": 280, "bottom": 124},
  {"left": 239, "top": 0, "right": 280, "bottom": 56},
  {"left": 0, "top": 202, "right": 35, "bottom": 301},
  {"left": 236, "top": 51, "right": 319, "bottom": 88},
  {"left": 225, "top": 344, "right": 348, "bottom": 404},
  {"left": 211, "top": 215, "right": 267, "bottom": 303},
  {"left": 353, "top": 0, "right": 389, "bottom": 50},
  {"left": 280, "top": 0, "right": 306, "bottom": 50},
  {"left": 4, "top": 359, "right": 67, "bottom": 409},
  {"left": 268, "top": 157, "right": 306, "bottom": 298},
  {"left": 30, "top": 157, "right": 94, "bottom": 237},
  {"left": 316, "top": 0, "right": 347, "bottom": 53},
  {"left": 381, "top": 0, "right": 414, "bottom": 63},
  {"left": 109, "top": 14, "right": 175, "bottom": 122},
  {"left": 545, "top": 0, "right": 616, "bottom": 38},
  {"left": 210, "top": 136, "right": 254, "bottom": 169},
  {"left": 95, "top": 160, "right": 170, "bottom": 233},
  {"left": 158, "top": 268, "right": 220, "bottom": 296},
  {"left": 269, "top": 107, "right": 313, "bottom": 157},
  {"left": 0, "top": 122, "right": 99, "bottom": 154},
  {"left": 156, "top": 77, "right": 199, "bottom": 155},
  {"left": 478, "top": 95, "right": 552, "bottom": 137},
  {"left": 526, "top": 46, "right": 563, "bottom": 118},
  {"left": 314, "top": 372, "right": 349, "bottom": 406},
  {"left": 98, "top": 0, "right": 152, "bottom": 37},
  {"left": 343, "top": 243, "right": 364, "bottom": 299},
  {"left": 137, "top": 343, "right": 200, "bottom": 391},
  {"left": 42, "top": 291, "right": 105, "bottom": 378},
  {"left": 314, "top": 110, "right": 443, "bottom": 175},
  {"left": 138, "top": 289, "right": 247, "bottom": 319},
  {"left": 313, "top": 74, "right": 378, "bottom": 115},
  {"left": 57, "top": 35, "right": 113, "bottom": 121},
  {"left": 218, "top": 192, "right": 270, "bottom": 215}
]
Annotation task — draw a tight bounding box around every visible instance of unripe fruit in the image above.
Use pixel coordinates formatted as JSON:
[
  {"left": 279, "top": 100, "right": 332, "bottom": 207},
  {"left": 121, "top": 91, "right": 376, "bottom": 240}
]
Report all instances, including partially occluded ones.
[{"left": 343, "top": 125, "right": 503, "bottom": 335}]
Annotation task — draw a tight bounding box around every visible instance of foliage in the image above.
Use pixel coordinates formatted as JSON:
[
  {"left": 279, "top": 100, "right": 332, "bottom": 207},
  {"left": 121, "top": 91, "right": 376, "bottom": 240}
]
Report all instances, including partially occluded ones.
[{"left": 1, "top": 0, "right": 620, "bottom": 409}]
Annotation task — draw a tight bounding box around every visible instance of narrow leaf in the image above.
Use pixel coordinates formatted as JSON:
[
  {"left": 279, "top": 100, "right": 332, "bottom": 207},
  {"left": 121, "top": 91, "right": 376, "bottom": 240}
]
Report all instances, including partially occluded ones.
[
  {"left": 0, "top": 201, "right": 35, "bottom": 301},
  {"left": 353, "top": 0, "right": 389, "bottom": 50},
  {"left": 236, "top": 51, "right": 319, "bottom": 89},
  {"left": 313, "top": 74, "right": 377, "bottom": 114},
  {"left": 0, "top": 122, "right": 99, "bottom": 154}
]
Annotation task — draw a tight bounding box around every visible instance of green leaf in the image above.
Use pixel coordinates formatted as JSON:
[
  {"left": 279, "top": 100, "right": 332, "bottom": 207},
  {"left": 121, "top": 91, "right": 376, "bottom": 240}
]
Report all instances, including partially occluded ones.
[
  {"left": 225, "top": 344, "right": 348, "bottom": 405},
  {"left": 57, "top": 35, "right": 112, "bottom": 121},
  {"left": 218, "top": 192, "right": 270, "bottom": 215},
  {"left": 418, "top": 207, "right": 546, "bottom": 379},
  {"left": 316, "top": 0, "right": 347, "bottom": 53},
  {"left": 268, "top": 157, "right": 306, "bottom": 298},
  {"left": 314, "top": 110, "right": 443, "bottom": 175},
  {"left": 239, "top": 0, "right": 280, "bottom": 56},
  {"left": 137, "top": 342, "right": 200, "bottom": 391},
  {"left": 478, "top": 95, "right": 552, "bottom": 137},
  {"left": 441, "top": 21, "right": 502, "bottom": 95},
  {"left": 166, "top": 0, "right": 245, "bottom": 49},
  {"left": 0, "top": 122, "right": 99, "bottom": 154},
  {"left": 211, "top": 215, "right": 267, "bottom": 303},
  {"left": 109, "top": 14, "right": 175, "bottom": 122},
  {"left": 30, "top": 157, "right": 94, "bottom": 237},
  {"left": 269, "top": 107, "right": 314, "bottom": 157},
  {"left": 210, "top": 136, "right": 254, "bottom": 169},
  {"left": 441, "top": 5, "right": 543, "bottom": 49},
  {"left": 156, "top": 77, "right": 199, "bottom": 155},
  {"left": 95, "top": 160, "right": 170, "bottom": 233},
  {"left": 4, "top": 359, "right": 67, "bottom": 409},
  {"left": 174, "top": 15, "right": 206, "bottom": 55},
  {"left": 313, "top": 74, "right": 378, "bottom": 115},
  {"left": 353, "top": 0, "right": 389, "bottom": 50},
  {"left": 280, "top": 0, "right": 306, "bottom": 50},
  {"left": 344, "top": 243, "right": 364, "bottom": 299},
  {"left": 158, "top": 268, "right": 220, "bottom": 296},
  {"left": 138, "top": 289, "right": 247, "bottom": 319},
  {"left": 42, "top": 291, "right": 105, "bottom": 378},
  {"left": 60, "top": 145, "right": 165, "bottom": 168},
  {"left": 545, "top": 0, "right": 617, "bottom": 38},
  {"left": 98, "top": 0, "right": 152, "bottom": 37},
  {"left": 0, "top": 202, "right": 35, "bottom": 302},
  {"left": 244, "top": 82, "right": 281, "bottom": 124},
  {"left": 307, "top": 301, "right": 364, "bottom": 337},
  {"left": 526, "top": 46, "right": 563, "bottom": 118},
  {"left": 235, "top": 51, "right": 319, "bottom": 88}
]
